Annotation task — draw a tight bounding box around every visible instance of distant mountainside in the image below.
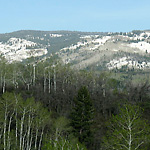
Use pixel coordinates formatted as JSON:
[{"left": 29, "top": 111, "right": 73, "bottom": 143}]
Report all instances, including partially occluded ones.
[{"left": 1, "top": 30, "right": 150, "bottom": 71}]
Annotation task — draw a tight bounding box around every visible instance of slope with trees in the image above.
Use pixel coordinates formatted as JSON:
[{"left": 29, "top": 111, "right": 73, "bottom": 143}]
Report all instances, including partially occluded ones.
[{"left": 0, "top": 56, "right": 149, "bottom": 149}]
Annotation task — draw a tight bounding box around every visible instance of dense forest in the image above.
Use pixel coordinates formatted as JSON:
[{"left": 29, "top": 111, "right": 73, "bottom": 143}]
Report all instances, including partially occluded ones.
[{"left": 0, "top": 56, "right": 150, "bottom": 150}]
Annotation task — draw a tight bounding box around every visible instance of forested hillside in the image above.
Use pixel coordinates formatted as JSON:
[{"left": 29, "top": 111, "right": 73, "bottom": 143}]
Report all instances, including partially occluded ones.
[{"left": 0, "top": 55, "right": 150, "bottom": 149}]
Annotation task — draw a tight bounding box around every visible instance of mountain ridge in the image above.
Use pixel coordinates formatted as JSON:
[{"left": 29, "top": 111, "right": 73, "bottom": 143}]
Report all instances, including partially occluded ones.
[{"left": 0, "top": 30, "right": 150, "bottom": 71}]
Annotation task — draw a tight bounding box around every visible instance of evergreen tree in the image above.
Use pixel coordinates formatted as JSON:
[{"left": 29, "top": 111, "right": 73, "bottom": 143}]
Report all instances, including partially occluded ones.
[{"left": 70, "top": 86, "right": 94, "bottom": 148}]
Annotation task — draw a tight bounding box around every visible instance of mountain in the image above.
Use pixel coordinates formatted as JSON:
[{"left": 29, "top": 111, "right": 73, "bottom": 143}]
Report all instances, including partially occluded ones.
[{"left": 1, "top": 30, "right": 150, "bottom": 71}]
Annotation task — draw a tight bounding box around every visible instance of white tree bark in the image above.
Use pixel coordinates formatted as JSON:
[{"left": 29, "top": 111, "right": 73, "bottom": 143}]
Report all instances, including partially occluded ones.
[
  {"left": 26, "top": 110, "right": 32, "bottom": 150},
  {"left": 7, "top": 112, "right": 14, "bottom": 150},
  {"left": 48, "top": 71, "right": 51, "bottom": 94},
  {"left": 38, "top": 126, "right": 44, "bottom": 150},
  {"left": 34, "top": 127, "right": 39, "bottom": 150},
  {"left": 2, "top": 75, "right": 6, "bottom": 93},
  {"left": 20, "top": 109, "right": 26, "bottom": 150},
  {"left": 3, "top": 104, "right": 7, "bottom": 150},
  {"left": 33, "top": 64, "right": 36, "bottom": 86},
  {"left": 44, "top": 68, "right": 47, "bottom": 93},
  {"left": 54, "top": 67, "right": 56, "bottom": 92}
]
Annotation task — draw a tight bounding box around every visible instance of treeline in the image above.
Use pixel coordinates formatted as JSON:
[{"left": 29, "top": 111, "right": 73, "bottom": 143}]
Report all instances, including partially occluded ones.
[{"left": 0, "top": 57, "right": 150, "bottom": 149}]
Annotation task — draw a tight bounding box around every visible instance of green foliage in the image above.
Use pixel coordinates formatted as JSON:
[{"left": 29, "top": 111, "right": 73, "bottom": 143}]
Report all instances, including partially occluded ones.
[
  {"left": 0, "top": 48, "right": 150, "bottom": 150},
  {"left": 42, "top": 137, "right": 87, "bottom": 150},
  {"left": 101, "top": 104, "right": 150, "bottom": 150},
  {"left": 42, "top": 115, "right": 87, "bottom": 150},
  {"left": 71, "top": 86, "right": 94, "bottom": 148},
  {"left": 0, "top": 92, "right": 51, "bottom": 150}
]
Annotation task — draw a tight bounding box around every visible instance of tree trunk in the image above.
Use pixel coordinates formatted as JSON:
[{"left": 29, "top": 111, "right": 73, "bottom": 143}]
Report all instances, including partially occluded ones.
[
  {"left": 44, "top": 69, "right": 46, "bottom": 93},
  {"left": 38, "top": 126, "right": 44, "bottom": 150},
  {"left": 33, "top": 64, "right": 36, "bottom": 86},
  {"left": 34, "top": 127, "right": 38, "bottom": 150},
  {"left": 3, "top": 105, "right": 7, "bottom": 150},
  {"left": 3, "top": 75, "right": 6, "bottom": 93},
  {"left": 7, "top": 112, "right": 14, "bottom": 150},
  {"left": 48, "top": 71, "right": 51, "bottom": 94},
  {"left": 20, "top": 109, "right": 26, "bottom": 150},
  {"left": 54, "top": 67, "right": 56, "bottom": 92}
]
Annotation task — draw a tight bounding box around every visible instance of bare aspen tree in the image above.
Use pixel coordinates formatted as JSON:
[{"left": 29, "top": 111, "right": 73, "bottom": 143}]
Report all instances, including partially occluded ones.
[
  {"left": 52, "top": 65, "right": 57, "bottom": 92},
  {"left": 33, "top": 64, "right": 36, "bottom": 86},
  {"left": 2, "top": 74, "right": 6, "bottom": 94},
  {"left": 44, "top": 67, "right": 47, "bottom": 93},
  {"left": 0, "top": 92, "right": 51, "bottom": 150},
  {"left": 48, "top": 70, "right": 51, "bottom": 94},
  {"left": 102, "top": 104, "right": 150, "bottom": 150},
  {"left": 0, "top": 93, "right": 15, "bottom": 150},
  {"left": 20, "top": 108, "right": 26, "bottom": 150},
  {"left": 7, "top": 112, "right": 14, "bottom": 150}
]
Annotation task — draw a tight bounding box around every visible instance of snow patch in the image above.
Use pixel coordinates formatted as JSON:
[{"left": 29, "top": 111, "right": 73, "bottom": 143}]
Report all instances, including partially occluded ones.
[
  {"left": 49, "top": 34, "right": 63, "bottom": 37},
  {"left": 0, "top": 38, "right": 48, "bottom": 62},
  {"left": 89, "top": 36, "right": 111, "bottom": 50},
  {"left": 129, "top": 41, "right": 150, "bottom": 53},
  {"left": 80, "top": 35, "right": 99, "bottom": 39},
  {"left": 107, "top": 57, "right": 150, "bottom": 70}
]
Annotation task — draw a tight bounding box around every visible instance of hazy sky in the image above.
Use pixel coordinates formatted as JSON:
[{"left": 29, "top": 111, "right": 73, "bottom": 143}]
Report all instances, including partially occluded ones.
[{"left": 0, "top": 0, "right": 150, "bottom": 33}]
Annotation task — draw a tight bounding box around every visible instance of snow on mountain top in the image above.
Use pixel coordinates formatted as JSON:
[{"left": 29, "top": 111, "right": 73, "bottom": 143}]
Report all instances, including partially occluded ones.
[
  {"left": 49, "top": 34, "right": 63, "bottom": 37},
  {"left": 80, "top": 35, "right": 93, "bottom": 39},
  {"left": 140, "top": 32, "right": 150, "bottom": 38},
  {"left": 0, "top": 38, "right": 47, "bottom": 62},
  {"left": 7, "top": 38, "right": 36, "bottom": 46},
  {"left": 80, "top": 35, "right": 100, "bottom": 39},
  {"left": 60, "top": 36, "right": 111, "bottom": 52},
  {"left": 89, "top": 36, "right": 111, "bottom": 50},
  {"left": 145, "top": 32, "right": 150, "bottom": 37},
  {"left": 92, "top": 36, "right": 111, "bottom": 44}
]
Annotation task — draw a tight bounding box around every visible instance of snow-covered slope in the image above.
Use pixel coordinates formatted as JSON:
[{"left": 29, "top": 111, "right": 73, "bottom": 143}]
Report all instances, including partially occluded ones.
[
  {"left": 107, "top": 57, "right": 150, "bottom": 70},
  {"left": 0, "top": 38, "right": 47, "bottom": 62},
  {"left": 57, "top": 31, "right": 150, "bottom": 70},
  {"left": 129, "top": 42, "right": 150, "bottom": 53},
  {"left": 1, "top": 30, "right": 150, "bottom": 71}
]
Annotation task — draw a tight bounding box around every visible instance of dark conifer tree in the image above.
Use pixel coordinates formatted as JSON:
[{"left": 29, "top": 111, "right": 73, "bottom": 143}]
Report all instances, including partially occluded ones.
[{"left": 70, "top": 86, "right": 94, "bottom": 148}]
